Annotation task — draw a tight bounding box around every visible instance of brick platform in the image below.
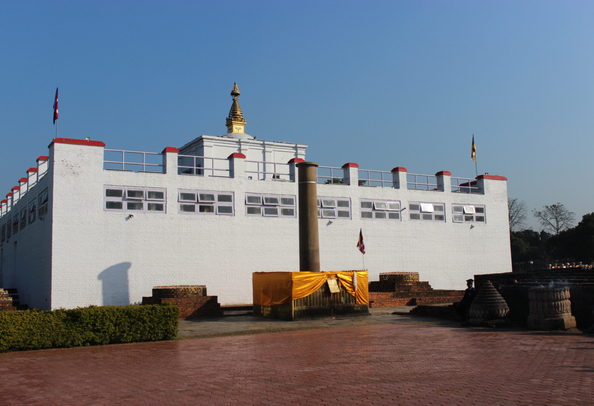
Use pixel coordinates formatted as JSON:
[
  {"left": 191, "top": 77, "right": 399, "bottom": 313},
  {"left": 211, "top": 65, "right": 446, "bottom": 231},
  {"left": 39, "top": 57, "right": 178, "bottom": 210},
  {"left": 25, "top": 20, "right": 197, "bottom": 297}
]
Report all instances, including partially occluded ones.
[
  {"left": 0, "top": 322, "right": 592, "bottom": 405},
  {"left": 142, "top": 285, "right": 223, "bottom": 319},
  {"left": 369, "top": 273, "right": 464, "bottom": 308}
]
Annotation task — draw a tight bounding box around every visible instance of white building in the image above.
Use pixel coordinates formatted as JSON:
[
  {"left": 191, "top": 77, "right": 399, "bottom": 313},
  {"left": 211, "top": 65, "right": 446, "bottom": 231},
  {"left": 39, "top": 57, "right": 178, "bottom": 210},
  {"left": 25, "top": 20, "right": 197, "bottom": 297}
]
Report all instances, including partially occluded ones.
[{"left": 0, "top": 84, "right": 512, "bottom": 310}]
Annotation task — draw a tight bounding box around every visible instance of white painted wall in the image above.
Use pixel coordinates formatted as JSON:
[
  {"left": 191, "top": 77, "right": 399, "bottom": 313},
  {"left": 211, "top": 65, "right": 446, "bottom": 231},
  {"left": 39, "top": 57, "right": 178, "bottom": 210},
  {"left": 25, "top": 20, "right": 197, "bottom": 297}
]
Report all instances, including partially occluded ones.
[{"left": 0, "top": 136, "right": 512, "bottom": 310}]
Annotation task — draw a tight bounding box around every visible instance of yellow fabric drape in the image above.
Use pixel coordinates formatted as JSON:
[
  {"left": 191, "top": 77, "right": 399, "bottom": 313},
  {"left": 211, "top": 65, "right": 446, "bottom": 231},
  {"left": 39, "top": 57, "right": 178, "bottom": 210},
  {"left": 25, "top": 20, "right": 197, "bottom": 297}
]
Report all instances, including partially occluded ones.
[{"left": 253, "top": 271, "right": 369, "bottom": 306}]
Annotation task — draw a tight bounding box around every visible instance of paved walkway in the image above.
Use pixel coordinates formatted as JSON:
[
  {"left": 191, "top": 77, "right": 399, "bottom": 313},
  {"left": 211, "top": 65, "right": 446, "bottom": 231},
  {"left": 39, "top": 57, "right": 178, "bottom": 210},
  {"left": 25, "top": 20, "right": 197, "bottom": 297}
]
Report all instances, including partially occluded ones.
[{"left": 1, "top": 308, "right": 592, "bottom": 406}]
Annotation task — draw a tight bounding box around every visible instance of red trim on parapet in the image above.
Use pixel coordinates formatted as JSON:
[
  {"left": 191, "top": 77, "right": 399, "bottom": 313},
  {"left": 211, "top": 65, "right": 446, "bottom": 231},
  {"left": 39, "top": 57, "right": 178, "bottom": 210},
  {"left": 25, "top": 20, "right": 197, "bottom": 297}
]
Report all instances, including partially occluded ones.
[
  {"left": 6, "top": 193, "right": 12, "bottom": 198},
  {"left": 37, "top": 156, "right": 49, "bottom": 162},
  {"left": 391, "top": 167, "right": 407, "bottom": 172},
  {"left": 27, "top": 168, "right": 38, "bottom": 173},
  {"left": 228, "top": 153, "right": 246, "bottom": 159},
  {"left": 435, "top": 171, "right": 452, "bottom": 176},
  {"left": 162, "top": 147, "right": 179, "bottom": 154},
  {"left": 477, "top": 174, "right": 508, "bottom": 181},
  {"left": 12, "top": 186, "right": 19, "bottom": 191},
  {"left": 48, "top": 138, "right": 106, "bottom": 148},
  {"left": 342, "top": 162, "right": 359, "bottom": 168},
  {"left": 1, "top": 199, "right": 6, "bottom": 204},
  {"left": 288, "top": 158, "right": 305, "bottom": 164},
  {"left": 19, "top": 178, "right": 27, "bottom": 183}
]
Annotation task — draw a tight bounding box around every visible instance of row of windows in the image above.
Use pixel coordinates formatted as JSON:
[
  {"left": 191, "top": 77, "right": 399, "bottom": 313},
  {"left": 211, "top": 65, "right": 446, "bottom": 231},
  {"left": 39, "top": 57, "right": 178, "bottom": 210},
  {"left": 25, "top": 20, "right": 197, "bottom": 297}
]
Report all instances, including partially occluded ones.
[
  {"left": 100, "top": 186, "right": 485, "bottom": 223},
  {"left": 359, "top": 200, "right": 485, "bottom": 223},
  {"left": 1, "top": 189, "right": 48, "bottom": 243}
]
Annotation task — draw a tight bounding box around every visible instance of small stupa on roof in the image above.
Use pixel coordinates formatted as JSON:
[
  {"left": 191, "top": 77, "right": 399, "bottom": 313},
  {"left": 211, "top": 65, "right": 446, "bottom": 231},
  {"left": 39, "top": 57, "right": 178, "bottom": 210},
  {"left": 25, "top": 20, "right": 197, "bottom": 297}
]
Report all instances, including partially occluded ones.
[{"left": 225, "top": 83, "right": 252, "bottom": 139}]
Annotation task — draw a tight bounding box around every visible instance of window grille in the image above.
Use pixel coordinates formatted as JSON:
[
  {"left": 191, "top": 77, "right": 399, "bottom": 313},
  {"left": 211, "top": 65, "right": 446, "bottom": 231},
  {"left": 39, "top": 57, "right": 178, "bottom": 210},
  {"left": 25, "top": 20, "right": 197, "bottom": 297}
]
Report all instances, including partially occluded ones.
[
  {"left": 178, "top": 190, "right": 234, "bottom": 216},
  {"left": 409, "top": 202, "right": 445, "bottom": 221},
  {"left": 104, "top": 186, "right": 166, "bottom": 213},
  {"left": 318, "top": 198, "right": 351, "bottom": 219},
  {"left": 360, "top": 199, "right": 400, "bottom": 220},
  {"left": 246, "top": 194, "right": 296, "bottom": 217},
  {"left": 452, "top": 204, "right": 485, "bottom": 223}
]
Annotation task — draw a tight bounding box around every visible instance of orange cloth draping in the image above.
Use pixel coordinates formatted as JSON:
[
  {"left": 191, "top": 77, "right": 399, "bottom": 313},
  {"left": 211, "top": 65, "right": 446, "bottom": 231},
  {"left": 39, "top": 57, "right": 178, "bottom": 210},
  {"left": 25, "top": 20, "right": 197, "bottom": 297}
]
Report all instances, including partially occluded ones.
[{"left": 253, "top": 271, "right": 368, "bottom": 306}]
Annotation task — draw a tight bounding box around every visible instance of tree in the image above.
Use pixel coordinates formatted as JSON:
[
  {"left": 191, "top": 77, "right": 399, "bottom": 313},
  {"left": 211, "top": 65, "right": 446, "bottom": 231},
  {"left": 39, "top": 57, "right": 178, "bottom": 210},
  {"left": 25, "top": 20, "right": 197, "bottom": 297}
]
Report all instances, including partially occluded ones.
[
  {"left": 510, "top": 229, "right": 551, "bottom": 264},
  {"left": 508, "top": 198, "right": 527, "bottom": 231},
  {"left": 547, "top": 213, "right": 594, "bottom": 262},
  {"left": 532, "top": 203, "right": 575, "bottom": 236}
]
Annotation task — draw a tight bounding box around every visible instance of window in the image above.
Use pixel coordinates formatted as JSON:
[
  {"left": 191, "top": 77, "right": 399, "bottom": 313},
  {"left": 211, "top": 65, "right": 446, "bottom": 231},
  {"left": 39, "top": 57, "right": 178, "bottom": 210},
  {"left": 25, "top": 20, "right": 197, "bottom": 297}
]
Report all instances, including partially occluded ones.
[
  {"left": 318, "top": 198, "right": 351, "bottom": 219},
  {"left": 409, "top": 202, "right": 445, "bottom": 221},
  {"left": 452, "top": 204, "right": 485, "bottom": 223},
  {"left": 105, "top": 186, "right": 166, "bottom": 213},
  {"left": 38, "top": 189, "right": 49, "bottom": 218},
  {"left": 28, "top": 200, "right": 37, "bottom": 224},
  {"left": 246, "top": 194, "right": 295, "bottom": 217},
  {"left": 20, "top": 209, "right": 27, "bottom": 231},
  {"left": 360, "top": 199, "right": 400, "bottom": 220},
  {"left": 6, "top": 219, "right": 11, "bottom": 239},
  {"left": 179, "top": 190, "right": 234, "bottom": 216},
  {"left": 1, "top": 223, "right": 5, "bottom": 242},
  {"left": 12, "top": 216, "right": 19, "bottom": 235}
]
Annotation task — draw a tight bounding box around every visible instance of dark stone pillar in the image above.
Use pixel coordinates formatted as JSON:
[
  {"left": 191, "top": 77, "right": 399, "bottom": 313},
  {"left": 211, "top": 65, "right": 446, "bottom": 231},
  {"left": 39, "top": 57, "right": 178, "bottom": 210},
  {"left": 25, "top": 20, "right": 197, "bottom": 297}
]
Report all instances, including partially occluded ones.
[{"left": 297, "top": 162, "right": 320, "bottom": 272}]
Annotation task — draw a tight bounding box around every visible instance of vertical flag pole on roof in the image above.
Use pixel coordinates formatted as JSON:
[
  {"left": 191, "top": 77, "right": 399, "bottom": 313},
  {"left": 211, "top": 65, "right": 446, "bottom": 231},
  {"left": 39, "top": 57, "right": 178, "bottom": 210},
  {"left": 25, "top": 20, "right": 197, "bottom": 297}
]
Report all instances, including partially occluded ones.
[
  {"left": 53, "top": 87, "right": 59, "bottom": 139},
  {"left": 471, "top": 134, "right": 477, "bottom": 177}
]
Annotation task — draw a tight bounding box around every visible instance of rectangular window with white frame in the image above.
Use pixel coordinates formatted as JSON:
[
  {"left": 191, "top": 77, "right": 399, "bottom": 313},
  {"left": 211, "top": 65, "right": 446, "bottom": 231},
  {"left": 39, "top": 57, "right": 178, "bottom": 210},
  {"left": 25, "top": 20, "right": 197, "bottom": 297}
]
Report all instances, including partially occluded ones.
[
  {"left": 28, "top": 200, "right": 37, "bottom": 224},
  {"left": 409, "top": 202, "right": 445, "bottom": 221},
  {"left": 19, "top": 208, "right": 27, "bottom": 231},
  {"left": 38, "top": 189, "right": 49, "bottom": 218},
  {"left": 360, "top": 199, "right": 401, "bottom": 220},
  {"left": 104, "top": 186, "right": 166, "bottom": 213},
  {"left": 245, "top": 193, "right": 296, "bottom": 217},
  {"left": 452, "top": 204, "right": 486, "bottom": 223},
  {"left": 318, "top": 197, "right": 351, "bottom": 219},
  {"left": 178, "top": 190, "right": 234, "bottom": 215},
  {"left": 12, "top": 216, "right": 19, "bottom": 235}
]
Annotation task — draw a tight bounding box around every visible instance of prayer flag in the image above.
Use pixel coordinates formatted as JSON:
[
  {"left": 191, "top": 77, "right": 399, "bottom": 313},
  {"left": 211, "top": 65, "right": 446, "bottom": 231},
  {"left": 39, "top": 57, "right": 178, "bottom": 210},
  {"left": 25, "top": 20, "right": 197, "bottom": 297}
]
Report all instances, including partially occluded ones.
[
  {"left": 471, "top": 135, "right": 476, "bottom": 162},
  {"left": 53, "top": 88, "right": 59, "bottom": 124},
  {"left": 357, "top": 229, "right": 365, "bottom": 254}
]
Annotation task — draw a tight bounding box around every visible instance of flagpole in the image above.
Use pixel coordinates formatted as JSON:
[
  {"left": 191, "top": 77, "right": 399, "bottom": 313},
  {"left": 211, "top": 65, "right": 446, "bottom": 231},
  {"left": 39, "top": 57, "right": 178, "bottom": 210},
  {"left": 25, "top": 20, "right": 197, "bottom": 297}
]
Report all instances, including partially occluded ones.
[{"left": 55, "top": 120, "right": 58, "bottom": 139}]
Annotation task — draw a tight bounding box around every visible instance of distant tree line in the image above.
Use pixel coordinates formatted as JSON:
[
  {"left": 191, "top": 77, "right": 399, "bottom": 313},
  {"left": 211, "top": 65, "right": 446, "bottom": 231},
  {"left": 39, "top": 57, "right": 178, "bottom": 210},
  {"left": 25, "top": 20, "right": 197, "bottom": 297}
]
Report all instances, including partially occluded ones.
[{"left": 508, "top": 199, "right": 594, "bottom": 268}]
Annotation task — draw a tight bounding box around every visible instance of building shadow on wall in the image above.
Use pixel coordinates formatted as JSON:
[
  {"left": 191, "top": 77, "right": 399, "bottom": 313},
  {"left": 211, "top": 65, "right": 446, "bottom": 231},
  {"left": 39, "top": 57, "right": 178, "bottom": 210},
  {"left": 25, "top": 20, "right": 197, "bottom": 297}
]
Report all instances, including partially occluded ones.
[{"left": 98, "top": 262, "right": 131, "bottom": 306}]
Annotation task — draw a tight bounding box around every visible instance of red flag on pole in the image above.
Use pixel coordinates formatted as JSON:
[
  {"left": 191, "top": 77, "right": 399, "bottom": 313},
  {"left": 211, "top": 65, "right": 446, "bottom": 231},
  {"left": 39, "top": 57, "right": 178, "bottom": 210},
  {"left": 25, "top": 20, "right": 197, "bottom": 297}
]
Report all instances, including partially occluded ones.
[
  {"left": 357, "top": 229, "right": 365, "bottom": 254},
  {"left": 53, "top": 88, "right": 59, "bottom": 124},
  {"left": 471, "top": 135, "right": 476, "bottom": 162}
]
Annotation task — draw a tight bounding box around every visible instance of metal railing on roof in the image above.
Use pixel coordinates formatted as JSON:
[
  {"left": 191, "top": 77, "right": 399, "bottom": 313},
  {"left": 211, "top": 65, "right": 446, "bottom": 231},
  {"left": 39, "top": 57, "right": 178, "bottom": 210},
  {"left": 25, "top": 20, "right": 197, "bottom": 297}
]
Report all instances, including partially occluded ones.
[
  {"left": 316, "top": 166, "right": 345, "bottom": 184},
  {"left": 407, "top": 173, "right": 438, "bottom": 191},
  {"left": 178, "top": 155, "right": 230, "bottom": 177},
  {"left": 244, "top": 160, "right": 292, "bottom": 181},
  {"left": 104, "top": 149, "right": 164, "bottom": 173}
]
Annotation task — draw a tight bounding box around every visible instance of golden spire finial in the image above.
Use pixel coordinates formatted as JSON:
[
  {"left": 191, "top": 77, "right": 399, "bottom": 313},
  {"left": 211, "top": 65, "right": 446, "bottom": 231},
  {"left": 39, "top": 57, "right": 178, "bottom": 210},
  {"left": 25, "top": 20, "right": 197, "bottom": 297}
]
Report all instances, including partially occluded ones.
[
  {"left": 231, "top": 82, "right": 240, "bottom": 97},
  {"left": 226, "top": 82, "right": 246, "bottom": 134}
]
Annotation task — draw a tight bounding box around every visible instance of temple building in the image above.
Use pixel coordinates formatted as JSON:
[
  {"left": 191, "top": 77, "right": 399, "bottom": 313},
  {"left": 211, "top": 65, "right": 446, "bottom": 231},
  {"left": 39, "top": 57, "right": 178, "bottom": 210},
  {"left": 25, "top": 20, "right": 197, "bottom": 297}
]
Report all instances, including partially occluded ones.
[{"left": 0, "top": 84, "right": 512, "bottom": 310}]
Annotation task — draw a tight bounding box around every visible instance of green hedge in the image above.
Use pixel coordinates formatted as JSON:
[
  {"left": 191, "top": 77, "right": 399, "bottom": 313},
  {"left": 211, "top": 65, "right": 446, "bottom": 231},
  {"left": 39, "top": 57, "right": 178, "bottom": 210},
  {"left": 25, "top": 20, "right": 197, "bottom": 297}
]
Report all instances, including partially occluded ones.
[{"left": 0, "top": 303, "right": 179, "bottom": 353}]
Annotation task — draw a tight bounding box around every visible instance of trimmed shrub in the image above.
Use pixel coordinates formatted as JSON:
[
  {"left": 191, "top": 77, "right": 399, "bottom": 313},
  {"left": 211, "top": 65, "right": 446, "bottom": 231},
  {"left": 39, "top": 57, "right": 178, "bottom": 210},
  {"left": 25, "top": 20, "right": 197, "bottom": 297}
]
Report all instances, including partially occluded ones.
[{"left": 0, "top": 303, "right": 179, "bottom": 353}]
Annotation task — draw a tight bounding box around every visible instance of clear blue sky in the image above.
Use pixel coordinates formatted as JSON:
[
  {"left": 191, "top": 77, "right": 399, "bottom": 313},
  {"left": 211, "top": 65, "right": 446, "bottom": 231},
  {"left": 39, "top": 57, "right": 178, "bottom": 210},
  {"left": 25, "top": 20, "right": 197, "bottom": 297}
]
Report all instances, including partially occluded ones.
[{"left": 1, "top": 0, "right": 593, "bottom": 230}]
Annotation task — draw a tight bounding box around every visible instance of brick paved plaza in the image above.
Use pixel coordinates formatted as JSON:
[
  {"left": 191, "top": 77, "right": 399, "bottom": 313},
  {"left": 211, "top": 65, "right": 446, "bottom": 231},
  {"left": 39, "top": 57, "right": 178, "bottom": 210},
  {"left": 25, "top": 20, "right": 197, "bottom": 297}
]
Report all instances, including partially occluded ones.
[{"left": 1, "top": 322, "right": 592, "bottom": 406}]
